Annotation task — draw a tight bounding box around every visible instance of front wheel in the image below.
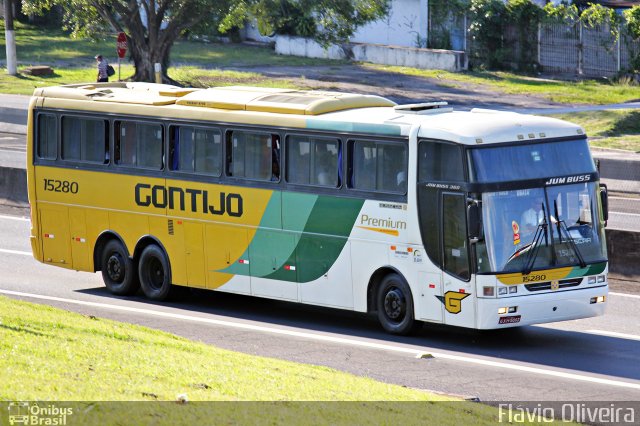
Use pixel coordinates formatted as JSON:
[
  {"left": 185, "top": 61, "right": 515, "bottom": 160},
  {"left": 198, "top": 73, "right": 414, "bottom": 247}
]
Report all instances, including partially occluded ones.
[
  {"left": 138, "top": 245, "right": 172, "bottom": 301},
  {"left": 376, "top": 273, "right": 419, "bottom": 335},
  {"left": 101, "top": 239, "right": 139, "bottom": 295}
]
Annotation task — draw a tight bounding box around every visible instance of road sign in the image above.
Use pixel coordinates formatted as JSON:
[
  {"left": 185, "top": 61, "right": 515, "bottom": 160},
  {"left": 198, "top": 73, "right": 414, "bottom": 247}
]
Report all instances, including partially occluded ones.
[{"left": 117, "top": 32, "right": 127, "bottom": 59}]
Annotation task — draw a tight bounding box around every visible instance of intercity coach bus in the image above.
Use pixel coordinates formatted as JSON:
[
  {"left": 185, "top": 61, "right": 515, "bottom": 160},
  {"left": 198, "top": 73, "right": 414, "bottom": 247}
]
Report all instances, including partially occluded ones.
[{"left": 27, "top": 83, "right": 609, "bottom": 334}]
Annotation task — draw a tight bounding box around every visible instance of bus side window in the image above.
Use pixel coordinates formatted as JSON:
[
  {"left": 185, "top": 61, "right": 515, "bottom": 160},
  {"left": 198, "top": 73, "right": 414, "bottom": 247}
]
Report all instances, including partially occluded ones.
[
  {"left": 61, "top": 116, "right": 107, "bottom": 163},
  {"left": 170, "top": 125, "right": 222, "bottom": 177},
  {"left": 418, "top": 141, "right": 464, "bottom": 182},
  {"left": 37, "top": 114, "right": 57, "bottom": 160},
  {"left": 350, "top": 140, "right": 407, "bottom": 193},
  {"left": 286, "top": 135, "right": 340, "bottom": 187},
  {"left": 227, "top": 130, "right": 278, "bottom": 181},
  {"left": 115, "top": 121, "right": 163, "bottom": 169}
]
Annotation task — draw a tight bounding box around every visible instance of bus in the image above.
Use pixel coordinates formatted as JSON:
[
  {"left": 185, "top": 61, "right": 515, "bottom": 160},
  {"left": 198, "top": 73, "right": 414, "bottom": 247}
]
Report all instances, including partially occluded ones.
[{"left": 27, "top": 83, "right": 609, "bottom": 334}]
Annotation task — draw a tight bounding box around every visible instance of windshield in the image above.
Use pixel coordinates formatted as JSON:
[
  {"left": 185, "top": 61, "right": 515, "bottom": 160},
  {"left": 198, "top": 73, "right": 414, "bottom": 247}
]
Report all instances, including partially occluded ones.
[
  {"left": 468, "top": 138, "right": 595, "bottom": 183},
  {"left": 476, "top": 182, "right": 606, "bottom": 273}
]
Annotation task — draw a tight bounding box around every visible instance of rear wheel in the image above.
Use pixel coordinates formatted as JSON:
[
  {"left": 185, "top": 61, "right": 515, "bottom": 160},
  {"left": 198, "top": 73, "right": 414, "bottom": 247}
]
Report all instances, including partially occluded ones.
[
  {"left": 139, "top": 245, "right": 172, "bottom": 301},
  {"left": 101, "top": 240, "right": 139, "bottom": 295},
  {"left": 376, "top": 273, "right": 419, "bottom": 335}
]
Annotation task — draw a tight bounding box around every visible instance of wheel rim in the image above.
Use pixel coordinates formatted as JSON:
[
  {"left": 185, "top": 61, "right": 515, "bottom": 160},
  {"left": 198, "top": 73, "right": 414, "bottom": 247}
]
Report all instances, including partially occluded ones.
[
  {"left": 383, "top": 287, "right": 406, "bottom": 322},
  {"left": 106, "top": 253, "right": 124, "bottom": 283},
  {"left": 146, "top": 257, "right": 165, "bottom": 290}
]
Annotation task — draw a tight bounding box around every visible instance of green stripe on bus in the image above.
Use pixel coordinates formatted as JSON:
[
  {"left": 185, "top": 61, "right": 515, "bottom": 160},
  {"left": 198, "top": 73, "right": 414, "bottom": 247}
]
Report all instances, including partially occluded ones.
[
  {"left": 266, "top": 196, "right": 365, "bottom": 282},
  {"left": 306, "top": 119, "right": 402, "bottom": 136}
]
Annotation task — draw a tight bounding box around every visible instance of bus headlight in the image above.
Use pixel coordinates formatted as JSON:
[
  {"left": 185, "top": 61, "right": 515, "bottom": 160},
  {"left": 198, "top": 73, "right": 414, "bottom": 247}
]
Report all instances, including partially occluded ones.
[
  {"left": 498, "top": 287, "right": 508, "bottom": 295},
  {"left": 597, "top": 275, "right": 606, "bottom": 283},
  {"left": 590, "top": 296, "right": 606, "bottom": 304},
  {"left": 509, "top": 286, "right": 518, "bottom": 294},
  {"left": 588, "top": 276, "right": 596, "bottom": 284}
]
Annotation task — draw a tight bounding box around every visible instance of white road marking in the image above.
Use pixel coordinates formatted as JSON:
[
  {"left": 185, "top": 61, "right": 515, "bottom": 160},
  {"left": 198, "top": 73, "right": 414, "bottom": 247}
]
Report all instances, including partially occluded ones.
[
  {"left": 1, "top": 288, "right": 640, "bottom": 391},
  {"left": 610, "top": 211, "right": 640, "bottom": 217},
  {"left": 609, "top": 292, "right": 640, "bottom": 300},
  {"left": 0, "top": 248, "right": 32, "bottom": 256},
  {"left": 586, "top": 330, "right": 640, "bottom": 341},
  {"left": 0, "top": 215, "right": 29, "bottom": 222}
]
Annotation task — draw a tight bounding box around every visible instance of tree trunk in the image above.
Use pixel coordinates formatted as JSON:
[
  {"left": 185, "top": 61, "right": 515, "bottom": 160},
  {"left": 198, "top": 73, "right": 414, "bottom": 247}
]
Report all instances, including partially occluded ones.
[
  {"left": 128, "top": 36, "right": 176, "bottom": 84},
  {"left": 4, "top": 0, "right": 17, "bottom": 75}
]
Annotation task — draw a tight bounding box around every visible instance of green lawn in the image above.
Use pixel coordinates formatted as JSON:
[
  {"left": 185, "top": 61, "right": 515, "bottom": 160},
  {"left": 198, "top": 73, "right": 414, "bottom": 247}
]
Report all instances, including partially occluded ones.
[
  {"left": 547, "top": 110, "right": 640, "bottom": 152},
  {"left": 365, "top": 64, "right": 640, "bottom": 105},
  {"left": 0, "top": 295, "right": 509, "bottom": 425}
]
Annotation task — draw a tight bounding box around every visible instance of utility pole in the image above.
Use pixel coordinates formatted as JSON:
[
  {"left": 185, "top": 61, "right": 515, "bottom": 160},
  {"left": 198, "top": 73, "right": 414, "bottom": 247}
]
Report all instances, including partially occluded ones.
[{"left": 4, "top": 0, "right": 18, "bottom": 75}]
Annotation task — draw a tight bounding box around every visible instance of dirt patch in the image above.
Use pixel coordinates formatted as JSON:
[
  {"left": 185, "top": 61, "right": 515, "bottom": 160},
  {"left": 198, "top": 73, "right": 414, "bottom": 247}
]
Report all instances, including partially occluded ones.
[{"left": 226, "top": 64, "right": 568, "bottom": 110}]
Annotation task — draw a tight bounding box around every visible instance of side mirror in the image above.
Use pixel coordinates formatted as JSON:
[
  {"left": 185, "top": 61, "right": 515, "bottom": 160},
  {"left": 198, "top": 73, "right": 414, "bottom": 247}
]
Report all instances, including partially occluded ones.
[
  {"left": 467, "top": 202, "right": 482, "bottom": 242},
  {"left": 600, "top": 183, "right": 609, "bottom": 225}
]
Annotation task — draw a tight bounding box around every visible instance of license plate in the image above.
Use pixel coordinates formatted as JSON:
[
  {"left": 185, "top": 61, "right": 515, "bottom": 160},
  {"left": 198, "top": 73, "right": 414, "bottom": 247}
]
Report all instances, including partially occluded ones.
[{"left": 499, "top": 315, "right": 521, "bottom": 324}]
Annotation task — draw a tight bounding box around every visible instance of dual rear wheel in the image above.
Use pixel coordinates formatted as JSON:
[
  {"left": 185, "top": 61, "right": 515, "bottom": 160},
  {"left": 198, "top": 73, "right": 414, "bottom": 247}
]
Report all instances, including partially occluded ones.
[{"left": 101, "top": 240, "right": 172, "bottom": 301}]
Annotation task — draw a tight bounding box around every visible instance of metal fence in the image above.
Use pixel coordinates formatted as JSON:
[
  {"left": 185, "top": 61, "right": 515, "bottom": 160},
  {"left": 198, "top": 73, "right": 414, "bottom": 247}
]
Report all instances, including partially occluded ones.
[
  {"left": 538, "top": 22, "right": 640, "bottom": 77},
  {"left": 434, "top": 17, "right": 640, "bottom": 77}
]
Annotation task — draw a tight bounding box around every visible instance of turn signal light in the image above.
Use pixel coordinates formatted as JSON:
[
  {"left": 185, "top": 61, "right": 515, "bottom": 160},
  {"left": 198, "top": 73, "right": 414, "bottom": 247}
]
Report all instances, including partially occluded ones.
[{"left": 483, "top": 286, "right": 495, "bottom": 297}]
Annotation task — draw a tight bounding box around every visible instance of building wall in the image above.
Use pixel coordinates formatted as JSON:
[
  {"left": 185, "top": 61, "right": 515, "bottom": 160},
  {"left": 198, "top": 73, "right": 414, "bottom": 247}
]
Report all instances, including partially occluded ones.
[
  {"left": 351, "top": 0, "right": 429, "bottom": 48},
  {"left": 244, "top": 0, "right": 429, "bottom": 49}
]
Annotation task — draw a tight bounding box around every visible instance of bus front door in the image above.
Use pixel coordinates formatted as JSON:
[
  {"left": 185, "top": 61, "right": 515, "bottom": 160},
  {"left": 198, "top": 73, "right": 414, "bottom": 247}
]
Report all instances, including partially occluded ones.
[{"left": 441, "top": 193, "right": 476, "bottom": 328}]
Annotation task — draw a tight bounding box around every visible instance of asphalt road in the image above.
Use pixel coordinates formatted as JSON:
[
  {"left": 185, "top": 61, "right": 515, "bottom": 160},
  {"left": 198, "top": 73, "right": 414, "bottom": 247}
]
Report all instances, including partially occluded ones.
[{"left": 1, "top": 214, "right": 639, "bottom": 403}]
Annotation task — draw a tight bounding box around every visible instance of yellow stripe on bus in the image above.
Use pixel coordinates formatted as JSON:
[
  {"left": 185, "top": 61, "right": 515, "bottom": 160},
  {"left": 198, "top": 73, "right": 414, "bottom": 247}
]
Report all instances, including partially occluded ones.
[
  {"left": 497, "top": 267, "right": 574, "bottom": 285},
  {"left": 356, "top": 226, "right": 399, "bottom": 237}
]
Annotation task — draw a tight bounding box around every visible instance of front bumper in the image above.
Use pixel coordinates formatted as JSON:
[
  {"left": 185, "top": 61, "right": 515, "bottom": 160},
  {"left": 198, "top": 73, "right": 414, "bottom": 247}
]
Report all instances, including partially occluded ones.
[{"left": 477, "top": 285, "right": 608, "bottom": 329}]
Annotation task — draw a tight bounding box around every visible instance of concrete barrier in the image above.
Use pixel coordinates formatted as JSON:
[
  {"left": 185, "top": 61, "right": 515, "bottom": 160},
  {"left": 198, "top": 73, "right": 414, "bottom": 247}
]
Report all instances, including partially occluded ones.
[
  {"left": 606, "top": 229, "right": 640, "bottom": 278},
  {"left": 274, "top": 36, "right": 467, "bottom": 72},
  {"left": 0, "top": 167, "right": 27, "bottom": 205}
]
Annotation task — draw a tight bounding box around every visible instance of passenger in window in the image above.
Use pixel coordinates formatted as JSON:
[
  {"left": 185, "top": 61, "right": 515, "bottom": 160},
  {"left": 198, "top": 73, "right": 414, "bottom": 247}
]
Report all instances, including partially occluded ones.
[
  {"left": 315, "top": 146, "right": 334, "bottom": 186},
  {"left": 271, "top": 136, "right": 280, "bottom": 181}
]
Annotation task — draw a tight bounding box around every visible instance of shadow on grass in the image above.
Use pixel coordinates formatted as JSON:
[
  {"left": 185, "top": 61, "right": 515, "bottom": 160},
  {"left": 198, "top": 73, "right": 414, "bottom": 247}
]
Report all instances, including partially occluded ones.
[{"left": 608, "top": 110, "right": 640, "bottom": 136}]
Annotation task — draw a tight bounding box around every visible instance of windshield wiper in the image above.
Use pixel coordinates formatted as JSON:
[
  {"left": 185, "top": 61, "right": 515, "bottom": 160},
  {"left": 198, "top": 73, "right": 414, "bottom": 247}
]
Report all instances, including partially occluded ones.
[
  {"left": 522, "top": 202, "right": 549, "bottom": 275},
  {"left": 553, "top": 200, "right": 587, "bottom": 268}
]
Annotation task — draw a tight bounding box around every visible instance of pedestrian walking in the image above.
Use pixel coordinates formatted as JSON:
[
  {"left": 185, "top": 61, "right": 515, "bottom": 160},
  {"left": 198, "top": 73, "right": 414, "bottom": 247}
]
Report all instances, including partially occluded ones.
[{"left": 96, "top": 55, "right": 109, "bottom": 82}]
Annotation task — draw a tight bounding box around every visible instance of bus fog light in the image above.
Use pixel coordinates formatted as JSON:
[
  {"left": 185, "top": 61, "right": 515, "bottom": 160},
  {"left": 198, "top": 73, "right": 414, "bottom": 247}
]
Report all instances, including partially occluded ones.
[
  {"left": 590, "top": 296, "right": 606, "bottom": 304},
  {"left": 597, "top": 275, "right": 605, "bottom": 283},
  {"left": 498, "top": 287, "right": 508, "bottom": 295},
  {"left": 508, "top": 306, "right": 518, "bottom": 313},
  {"left": 588, "top": 276, "right": 596, "bottom": 284},
  {"left": 498, "top": 307, "right": 508, "bottom": 315},
  {"left": 483, "top": 286, "right": 495, "bottom": 297},
  {"left": 509, "top": 286, "right": 517, "bottom": 294}
]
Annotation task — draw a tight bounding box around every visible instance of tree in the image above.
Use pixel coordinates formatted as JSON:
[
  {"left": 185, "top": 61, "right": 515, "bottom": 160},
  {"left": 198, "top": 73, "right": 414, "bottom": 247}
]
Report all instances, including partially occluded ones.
[
  {"left": 4, "top": 0, "right": 18, "bottom": 75},
  {"left": 21, "top": 0, "right": 390, "bottom": 83}
]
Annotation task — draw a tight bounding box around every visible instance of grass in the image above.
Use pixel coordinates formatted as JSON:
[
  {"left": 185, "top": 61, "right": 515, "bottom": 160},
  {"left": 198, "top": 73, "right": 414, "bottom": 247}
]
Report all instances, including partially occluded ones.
[
  {"left": 0, "top": 295, "right": 514, "bottom": 425},
  {"left": 547, "top": 110, "right": 640, "bottom": 152},
  {"left": 364, "top": 64, "right": 640, "bottom": 105}
]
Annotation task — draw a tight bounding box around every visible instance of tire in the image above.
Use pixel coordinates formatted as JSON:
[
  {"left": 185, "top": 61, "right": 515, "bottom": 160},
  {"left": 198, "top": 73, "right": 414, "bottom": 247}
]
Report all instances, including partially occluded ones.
[
  {"left": 101, "top": 239, "right": 139, "bottom": 295},
  {"left": 376, "top": 273, "right": 420, "bottom": 335},
  {"left": 138, "top": 244, "right": 172, "bottom": 301}
]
